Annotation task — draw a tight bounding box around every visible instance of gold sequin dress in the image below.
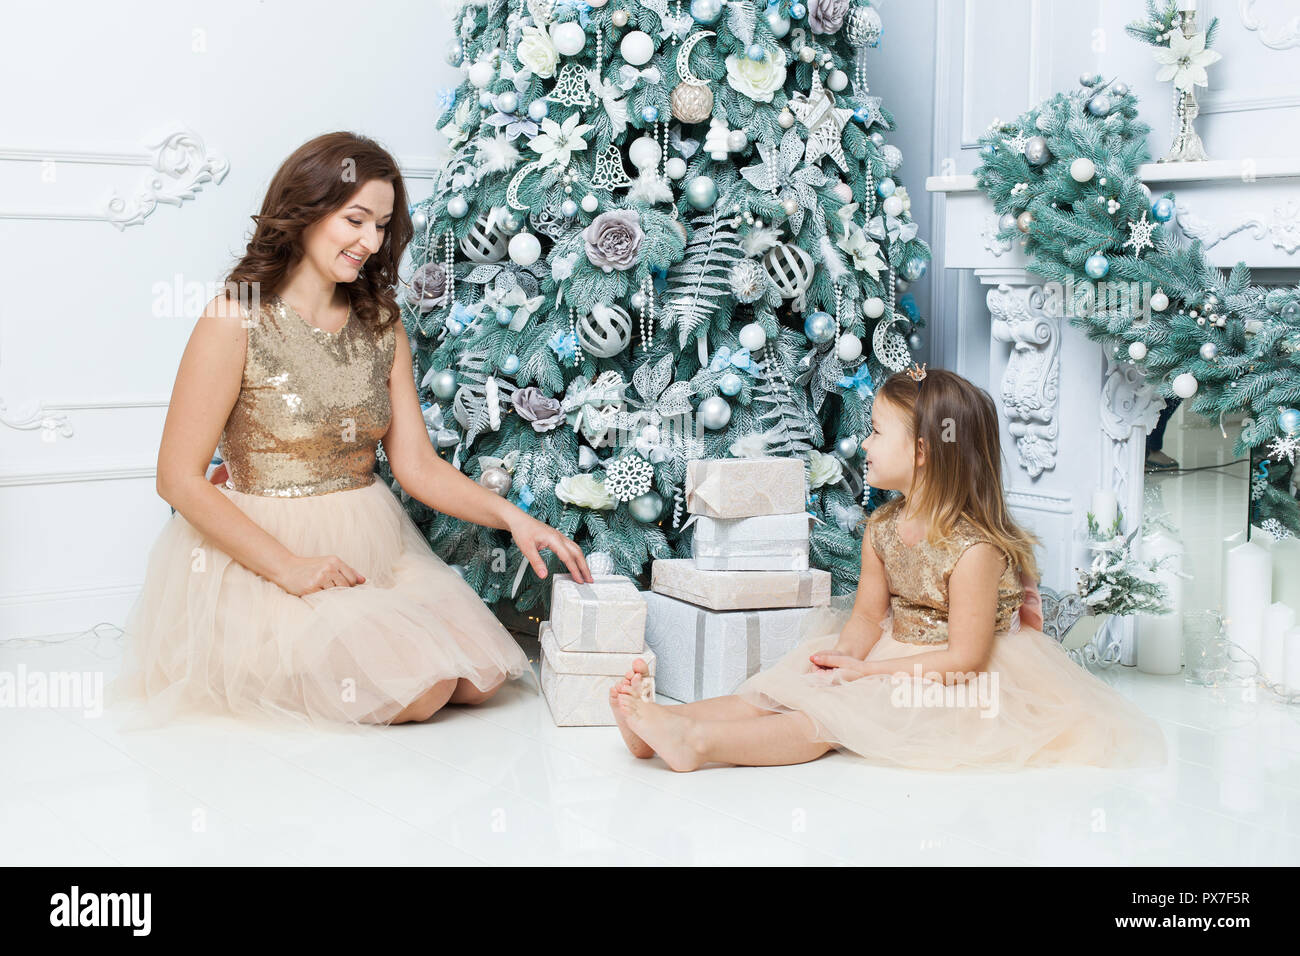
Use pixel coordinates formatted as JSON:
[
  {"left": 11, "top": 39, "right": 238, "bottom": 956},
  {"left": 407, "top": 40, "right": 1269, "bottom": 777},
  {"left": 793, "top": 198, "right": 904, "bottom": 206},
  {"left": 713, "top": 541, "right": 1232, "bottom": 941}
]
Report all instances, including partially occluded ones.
[
  {"left": 109, "top": 294, "right": 533, "bottom": 728},
  {"left": 734, "top": 500, "right": 1168, "bottom": 770}
]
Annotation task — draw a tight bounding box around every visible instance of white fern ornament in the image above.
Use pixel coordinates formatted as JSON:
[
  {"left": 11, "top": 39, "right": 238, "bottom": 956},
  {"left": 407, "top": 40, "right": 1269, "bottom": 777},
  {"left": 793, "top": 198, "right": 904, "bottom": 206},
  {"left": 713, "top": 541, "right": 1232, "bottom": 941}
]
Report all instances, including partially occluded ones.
[
  {"left": 576, "top": 303, "right": 633, "bottom": 357},
  {"left": 663, "top": 209, "right": 744, "bottom": 349},
  {"left": 763, "top": 242, "right": 815, "bottom": 308}
]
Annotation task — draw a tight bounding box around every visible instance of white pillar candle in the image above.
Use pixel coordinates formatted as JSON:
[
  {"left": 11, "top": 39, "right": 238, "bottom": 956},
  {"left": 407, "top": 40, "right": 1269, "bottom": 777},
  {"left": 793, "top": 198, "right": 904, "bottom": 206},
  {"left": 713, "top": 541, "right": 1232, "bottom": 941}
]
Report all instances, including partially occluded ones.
[
  {"left": 1177, "top": 0, "right": 1196, "bottom": 12},
  {"left": 1263, "top": 603, "right": 1296, "bottom": 683},
  {"left": 1091, "top": 490, "right": 1117, "bottom": 532},
  {"left": 1224, "top": 541, "right": 1272, "bottom": 672},
  {"left": 1270, "top": 536, "right": 1300, "bottom": 610},
  {"left": 1138, "top": 531, "right": 1184, "bottom": 674},
  {"left": 1286, "top": 626, "right": 1300, "bottom": 693}
]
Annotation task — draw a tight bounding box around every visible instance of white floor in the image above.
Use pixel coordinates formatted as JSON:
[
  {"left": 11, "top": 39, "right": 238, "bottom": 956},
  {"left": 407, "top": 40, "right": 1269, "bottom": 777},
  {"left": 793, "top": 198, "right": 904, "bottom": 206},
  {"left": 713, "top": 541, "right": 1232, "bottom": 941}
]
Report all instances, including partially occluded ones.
[{"left": 3, "top": 404, "right": 1298, "bottom": 866}]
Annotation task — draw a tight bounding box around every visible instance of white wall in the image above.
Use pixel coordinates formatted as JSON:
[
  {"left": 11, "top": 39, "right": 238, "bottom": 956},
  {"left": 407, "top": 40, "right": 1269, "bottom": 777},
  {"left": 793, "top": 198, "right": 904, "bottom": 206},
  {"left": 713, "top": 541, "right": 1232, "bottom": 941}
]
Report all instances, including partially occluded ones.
[{"left": 0, "top": 0, "right": 461, "bottom": 638}]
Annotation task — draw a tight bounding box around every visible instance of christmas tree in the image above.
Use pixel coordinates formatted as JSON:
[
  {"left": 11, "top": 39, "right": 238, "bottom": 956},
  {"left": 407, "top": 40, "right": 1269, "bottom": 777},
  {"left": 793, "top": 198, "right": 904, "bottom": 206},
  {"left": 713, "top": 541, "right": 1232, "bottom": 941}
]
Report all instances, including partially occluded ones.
[{"left": 384, "top": 0, "right": 931, "bottom": 613}]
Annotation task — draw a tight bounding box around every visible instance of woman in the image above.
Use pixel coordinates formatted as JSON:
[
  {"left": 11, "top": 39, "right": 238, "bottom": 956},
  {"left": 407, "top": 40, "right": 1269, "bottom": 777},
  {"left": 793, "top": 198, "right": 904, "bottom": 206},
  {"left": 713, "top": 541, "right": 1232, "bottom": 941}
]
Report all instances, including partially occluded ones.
[{"left": 110, "top": 131, "right": 591, "bottom": 729}]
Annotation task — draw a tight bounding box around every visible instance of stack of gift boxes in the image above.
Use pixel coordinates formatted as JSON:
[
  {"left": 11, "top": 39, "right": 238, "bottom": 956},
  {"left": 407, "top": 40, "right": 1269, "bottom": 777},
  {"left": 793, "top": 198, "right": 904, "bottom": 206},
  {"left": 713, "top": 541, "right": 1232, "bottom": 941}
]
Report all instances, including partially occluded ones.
[
  {"left": 646, "top": 456, "right": 831, "bottom": 702},
  {"left": 539, "top": 571, "right": 655, "bottom": 726}
]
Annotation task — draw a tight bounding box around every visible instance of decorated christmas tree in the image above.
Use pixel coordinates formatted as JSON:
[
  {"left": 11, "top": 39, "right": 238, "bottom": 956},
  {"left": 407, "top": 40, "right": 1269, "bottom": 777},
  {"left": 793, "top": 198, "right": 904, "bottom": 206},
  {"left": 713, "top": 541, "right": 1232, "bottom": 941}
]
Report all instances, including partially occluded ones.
[{"left": 384, "top": 0, "right": 931, "bottom": 613}]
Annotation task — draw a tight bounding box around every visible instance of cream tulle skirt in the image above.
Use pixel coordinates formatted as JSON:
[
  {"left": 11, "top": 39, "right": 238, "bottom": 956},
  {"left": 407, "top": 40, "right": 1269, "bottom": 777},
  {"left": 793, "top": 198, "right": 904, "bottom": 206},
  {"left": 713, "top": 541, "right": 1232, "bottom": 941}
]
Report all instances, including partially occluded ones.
[
  {"left": 735, "top": 603, "right": 1168, "bottom": 771},
  {"left": 108, "top": 477, "right": 534, "bottom": 730}
]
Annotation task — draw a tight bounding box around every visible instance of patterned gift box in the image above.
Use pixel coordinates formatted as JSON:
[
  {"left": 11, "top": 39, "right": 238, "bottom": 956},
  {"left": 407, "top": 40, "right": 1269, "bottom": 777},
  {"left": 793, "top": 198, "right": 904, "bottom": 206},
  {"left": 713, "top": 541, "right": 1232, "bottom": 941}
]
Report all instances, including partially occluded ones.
[
  {"left": 689, "top": 512, "right": 811, "bottom": 571},
  {"left": 684, "top": 456, "right": 807, "bottom": 519},
  {"left": 651, "top": 558, "right": 830, "bottom": 611},
  {"left": 539, "top": 622, "right": 656, "bottom": 726},
  {"left": 549, "top": 573, "right": 647, "bottom": 653},
  {"left": 644, "top": 592, "right": 817, "bottom": 702}
]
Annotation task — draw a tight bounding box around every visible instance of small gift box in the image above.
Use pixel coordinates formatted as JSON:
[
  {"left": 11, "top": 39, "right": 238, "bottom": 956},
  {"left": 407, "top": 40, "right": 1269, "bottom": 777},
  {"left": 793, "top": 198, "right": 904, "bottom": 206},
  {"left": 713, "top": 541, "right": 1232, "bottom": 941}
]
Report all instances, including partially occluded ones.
[
  {"left": 549, "top": 573, "right": 647, "bottom": 653},
  {"left": 651, "top": 559, "right": 830, "bottom": 611},
  {"left": 644, "top": 592, "right": 818, "bottom": 702},
  {"left": 684, "top": 456, "right": 806, "bottom": 519},
  {"left": 689, "top": 512, "right": 810, "bottom": 571},
  {"left": 540, "top": 622, "right": 657, "bottom": 726}
]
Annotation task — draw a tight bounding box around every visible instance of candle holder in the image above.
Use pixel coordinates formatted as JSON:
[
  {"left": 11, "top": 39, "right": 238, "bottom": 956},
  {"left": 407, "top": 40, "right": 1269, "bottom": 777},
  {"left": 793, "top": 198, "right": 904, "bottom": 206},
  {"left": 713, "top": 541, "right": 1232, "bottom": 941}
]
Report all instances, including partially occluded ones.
[
  {"left": 1160, "top": 9, "right": 1210, "bottom": 163},
  {"left": 1183, "top": 609, "right": 1227, "bottom": 685}
]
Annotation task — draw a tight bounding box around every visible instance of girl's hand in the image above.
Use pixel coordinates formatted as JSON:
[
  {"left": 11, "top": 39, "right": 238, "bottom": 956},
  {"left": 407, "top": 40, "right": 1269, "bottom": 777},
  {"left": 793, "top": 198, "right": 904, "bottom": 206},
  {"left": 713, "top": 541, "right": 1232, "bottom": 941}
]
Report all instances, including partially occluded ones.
[
  {"left": 809, "top": 653, "right": 876, "bottom": 679},
  {"left": 275, "top": 554, "right": 366, "bottom": 596},
  {"left": 508, "top": 512, "right": 593, "bottom": 583}
]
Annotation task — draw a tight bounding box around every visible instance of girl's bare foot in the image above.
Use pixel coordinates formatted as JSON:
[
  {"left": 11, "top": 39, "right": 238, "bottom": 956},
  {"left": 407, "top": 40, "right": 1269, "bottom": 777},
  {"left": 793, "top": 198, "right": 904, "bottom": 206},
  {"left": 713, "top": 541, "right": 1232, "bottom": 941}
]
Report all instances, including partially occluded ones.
[
  {"left": 608, "top": 660, "right": 653, "bottom": 758},
  {"left": 615, "top": 674, "right": 705, "bottom": 772}
]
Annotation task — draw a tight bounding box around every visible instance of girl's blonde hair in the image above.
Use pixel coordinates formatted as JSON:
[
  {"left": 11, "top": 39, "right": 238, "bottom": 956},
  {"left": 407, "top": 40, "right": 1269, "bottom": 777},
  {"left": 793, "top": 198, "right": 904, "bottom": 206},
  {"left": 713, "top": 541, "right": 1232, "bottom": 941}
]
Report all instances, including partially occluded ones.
[{"left": 865, "top": 368, "right": 1040, "bottom": 581}]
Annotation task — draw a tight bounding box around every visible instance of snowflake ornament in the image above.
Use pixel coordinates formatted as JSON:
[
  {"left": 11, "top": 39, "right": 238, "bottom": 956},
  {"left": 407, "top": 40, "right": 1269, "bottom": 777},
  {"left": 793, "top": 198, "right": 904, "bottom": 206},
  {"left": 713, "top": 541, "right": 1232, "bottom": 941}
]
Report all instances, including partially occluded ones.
[
  {"left": 604, "top": 454, "right": 655, "bottom": 502},
  {"left": 1124, "top": 211, "right": 1157, "bottom": 256},
  {"left": 1267, "top": 433, "right": 1299, "bottom": 465},
  {"left": 1260, "top": 518, "right": 1293, "bottom": 541},
  {"left": 1251, "top": 473, "right": 1269, "bottom": 501},
  {"left": 1002, "top": 130, "right": 1029, "bottom": 153},
  {"left": 787, "top": 70, "right": 855, "bottom": 172}
]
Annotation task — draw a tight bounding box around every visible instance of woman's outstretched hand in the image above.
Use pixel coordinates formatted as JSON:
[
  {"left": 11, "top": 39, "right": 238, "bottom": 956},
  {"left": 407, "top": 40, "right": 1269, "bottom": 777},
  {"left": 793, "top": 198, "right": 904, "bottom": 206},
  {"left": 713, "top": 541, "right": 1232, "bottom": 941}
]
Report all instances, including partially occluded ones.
[{"left": 508, "top": 512, "right": 593, "bottom": 583}]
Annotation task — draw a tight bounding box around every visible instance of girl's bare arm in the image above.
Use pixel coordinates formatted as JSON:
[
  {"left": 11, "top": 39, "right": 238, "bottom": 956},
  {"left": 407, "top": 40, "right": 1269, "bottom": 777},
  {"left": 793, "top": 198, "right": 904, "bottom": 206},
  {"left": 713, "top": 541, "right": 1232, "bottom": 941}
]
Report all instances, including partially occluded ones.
[{"left": 825, "top": 523, "right": 892, "bottom": 659}]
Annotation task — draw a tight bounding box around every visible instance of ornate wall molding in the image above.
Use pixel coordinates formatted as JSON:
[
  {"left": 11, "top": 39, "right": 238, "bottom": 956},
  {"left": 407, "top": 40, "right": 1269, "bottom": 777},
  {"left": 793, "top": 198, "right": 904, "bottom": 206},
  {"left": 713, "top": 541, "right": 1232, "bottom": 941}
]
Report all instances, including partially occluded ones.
[
  {"left": 1174, "top": 198, "right": 1300, "bottom": 254},
  {"left": 987, "top": 282, "right": 1061, "bottom": 478},
  {"left": 0, "top": 128, "right": 228, "bottom": 228},
  {"left": 1239, "top": 0, "right": 1300, "bottom": 50}
]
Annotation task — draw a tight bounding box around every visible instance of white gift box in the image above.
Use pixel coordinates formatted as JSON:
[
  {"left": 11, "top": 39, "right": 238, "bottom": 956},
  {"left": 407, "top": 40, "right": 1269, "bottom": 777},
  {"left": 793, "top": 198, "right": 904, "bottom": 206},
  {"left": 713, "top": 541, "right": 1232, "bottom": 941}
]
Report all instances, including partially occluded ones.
[
  {"left": 651, "top": 558, "right": 830, "bottom": 611},
  {"left": 540, "top": 622, "right": 657, "bottom": 727},
  {"left": 644, "top": 592, "right": 818, "bottom": 702},
  {"left": 550, "top": 573, "right": 647, "bottom": 652},
  {"left": 689, "top": 513, "right": 810, "bottom": 571},
  {"left": 684, "top": 456, "right": 807, "bottom": 519}
]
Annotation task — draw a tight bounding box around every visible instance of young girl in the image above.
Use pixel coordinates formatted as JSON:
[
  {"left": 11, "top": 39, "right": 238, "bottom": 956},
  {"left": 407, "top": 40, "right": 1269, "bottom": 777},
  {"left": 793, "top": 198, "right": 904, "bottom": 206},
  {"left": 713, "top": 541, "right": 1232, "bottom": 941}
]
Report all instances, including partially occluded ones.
[
  {"left": 610, "top": 366, "right": 1168, "bottom": 772},
  {"left": 110, "top": 131, "right": 591, "bottom": 729}
]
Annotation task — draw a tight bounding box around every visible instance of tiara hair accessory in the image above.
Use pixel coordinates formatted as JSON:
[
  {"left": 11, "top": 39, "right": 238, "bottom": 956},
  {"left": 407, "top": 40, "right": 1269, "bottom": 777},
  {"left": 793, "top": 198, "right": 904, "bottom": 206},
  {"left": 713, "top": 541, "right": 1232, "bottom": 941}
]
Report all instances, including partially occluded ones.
[{"left": 906, "top": 362, "right": 928, "bottom": 382}]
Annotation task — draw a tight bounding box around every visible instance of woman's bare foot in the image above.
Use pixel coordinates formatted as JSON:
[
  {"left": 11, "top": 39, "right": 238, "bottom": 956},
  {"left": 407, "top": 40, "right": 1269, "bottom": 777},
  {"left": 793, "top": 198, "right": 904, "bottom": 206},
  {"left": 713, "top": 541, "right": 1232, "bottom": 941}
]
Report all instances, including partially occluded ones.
[
  {"left": 608, "top": 660, "right": 654, "bottom": 758},
  {"left": 615, "top": 674, "right": 705, "bottom": 772}
]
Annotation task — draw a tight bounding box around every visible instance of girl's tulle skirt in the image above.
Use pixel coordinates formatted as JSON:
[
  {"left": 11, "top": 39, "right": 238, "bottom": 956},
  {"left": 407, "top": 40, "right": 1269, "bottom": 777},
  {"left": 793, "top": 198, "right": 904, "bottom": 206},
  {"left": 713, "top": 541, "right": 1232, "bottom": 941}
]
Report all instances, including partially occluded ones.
[
  {"left": 108, "top": 477, "right": 534, "bottom": 730},
  {"left": 735, "top": 603, "right": 1168, "bottom": 771}
]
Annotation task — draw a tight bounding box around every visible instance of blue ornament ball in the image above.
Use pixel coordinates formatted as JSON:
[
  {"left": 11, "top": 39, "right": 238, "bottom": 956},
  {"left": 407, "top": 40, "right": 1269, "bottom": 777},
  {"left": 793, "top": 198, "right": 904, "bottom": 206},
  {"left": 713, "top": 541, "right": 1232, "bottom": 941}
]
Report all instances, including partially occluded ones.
[
  {"left": 495, "top": 306, "right": 512, "bottom": 326},
  {"left": 479, "top": 91, "right": 495, "bottom": 108},
  {"left": 804, "top": 310, "right": 835, "bottom": 344},
  {"left": 629, "top": 491, "right": 665, "bottom": 523},
  {"left": 719, "top": 372, "right": 743, "bottom": 396},
  {"left": 903, "top": 258, "right": 927, "bottom": 281},
  {"left": 641, "top": 105, "right": 659, "bottom": 123},
  {"left": 1279, "top": 407, "right": 1300, "bottom": 436},
  {"left": 876, "top": 177, "right": 896, "bottom": 198},
  {"left": 1112, "top": 81, "right": 1129, "bottom": 97},
  {"left": 1086, "top": 93, "right": 1111, "bottom": 116},
  {"left": 500, "top": 354, "right": 520, "bottom": 375},
  {"left": 445, "top": 317, "right": 464, "bottom": 335},
  {"left": 445, "top": 40, "right": 464, "bottom": 67},
  {"left": 1151, "top": 197, "right": 1175, "bottom": 222},
  {"left": 980, "top": 142, "right": 997, "bottom": 158},
  {"left": 748, "top": 43, "right": 766, "bottom": 61},
  {"left": 561, "top": 198, "right": 579, "bottom": 217},
  {"left": 686, "top": 175, "right": 718, "bottom": 210},
  {"left": 527, "top": 99, "right": 548, "bottom": 121},
  {"left": 869, "top": 131, "right": 885, "bottom": 147},
  {"left": 1283, "top": 302, "right": 1300, "bottom": 322},
  {"left": 836, "top": 436, "right": 859, "bottom": 458},
  {"left": 1085, "top": 254, "right": 1110, "bottom": 279},
  {"left": 791, "top": 2, "right": 806, "bottom": 19},
  {"left": 431, "top": 369, "right": 457, "bottom": 399},
  {"left": 690, "top": 0, "right": 722, "bottom": 23}
]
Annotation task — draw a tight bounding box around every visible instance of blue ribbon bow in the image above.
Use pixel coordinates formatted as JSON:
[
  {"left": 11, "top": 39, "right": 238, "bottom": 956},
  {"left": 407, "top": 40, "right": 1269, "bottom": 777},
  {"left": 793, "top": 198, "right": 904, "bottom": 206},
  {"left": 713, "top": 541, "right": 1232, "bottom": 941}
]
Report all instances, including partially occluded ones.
[
  {"left": 555, "top": 0, "right": 591, "bottom": 28},
  {"left": 837, "top": 364, "right": 875, "bottom": 399},
  {"left": 708, "top": 346, "right": 757, "bottom": 374}
]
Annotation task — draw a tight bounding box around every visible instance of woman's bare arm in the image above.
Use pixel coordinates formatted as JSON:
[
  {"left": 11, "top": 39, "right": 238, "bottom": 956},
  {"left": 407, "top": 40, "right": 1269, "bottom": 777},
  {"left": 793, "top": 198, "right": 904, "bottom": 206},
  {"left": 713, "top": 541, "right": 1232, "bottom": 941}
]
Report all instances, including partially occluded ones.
[{"left": 154, "top": 295, "right": 305, "bottom": 589}]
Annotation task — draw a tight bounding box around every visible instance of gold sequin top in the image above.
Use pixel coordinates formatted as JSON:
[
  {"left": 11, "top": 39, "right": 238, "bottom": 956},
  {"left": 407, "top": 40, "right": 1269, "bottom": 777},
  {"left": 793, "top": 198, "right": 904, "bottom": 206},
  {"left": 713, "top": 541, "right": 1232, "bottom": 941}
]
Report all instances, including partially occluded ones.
[
  {"left": 868, "top": 501, "right": 1023, "bottom": 644},
  {"left": 218, "top": 294, "right": 396, "bottom": 497}
]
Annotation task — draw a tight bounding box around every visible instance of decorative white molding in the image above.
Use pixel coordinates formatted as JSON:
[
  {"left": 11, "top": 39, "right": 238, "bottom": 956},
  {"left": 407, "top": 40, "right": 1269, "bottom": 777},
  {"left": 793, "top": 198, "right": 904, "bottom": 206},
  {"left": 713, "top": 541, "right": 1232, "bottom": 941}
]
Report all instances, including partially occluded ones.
[
  {"left": 987, "top": 282, "right": 1061, "bottom": 479},
  {"left": 0, "top": 129, "right": 228, "bottom": 228},
  {"left": 980, "top": 212, "right": 1013, "bottom": 256},
  {"left": 1174, "top": 198, "right": 1300, "bottom": 253},
  {"left": 1238, "top": 0, "right": 1300, "bottom": 50},
  {"left": 0, "top": 463, "right": 158, "bottom": 488}
]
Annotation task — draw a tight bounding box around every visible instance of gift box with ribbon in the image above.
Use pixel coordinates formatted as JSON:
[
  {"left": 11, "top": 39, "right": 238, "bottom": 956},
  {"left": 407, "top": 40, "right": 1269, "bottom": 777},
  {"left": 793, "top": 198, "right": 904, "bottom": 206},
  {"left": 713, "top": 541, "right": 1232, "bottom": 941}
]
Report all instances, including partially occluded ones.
[
  {"left": 688, "top": 512, "right": 811, "bottom": 571},
  {"left": 684, "top": 456, "right": 807, "bottom": 519},
  {"left": 644, "top": 592, "right": 817, "bottom": 702},
  {"left": 540, "top": 622, "right": 657, "bottom": 726},
  {"left": 550, "top": 573, "right": 647, "bottom": 652},
  {"left": 651, "top": 559, "right": 830, "bottom": 611}
]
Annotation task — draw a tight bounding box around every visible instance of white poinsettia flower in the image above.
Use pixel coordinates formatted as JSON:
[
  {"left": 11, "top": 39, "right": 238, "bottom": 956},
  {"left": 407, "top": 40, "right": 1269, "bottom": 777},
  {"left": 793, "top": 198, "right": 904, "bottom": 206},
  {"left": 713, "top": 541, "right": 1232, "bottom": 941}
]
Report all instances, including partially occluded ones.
[
  {"left": 1153, "top": 30, "right": 1221, "bottom": 93},
  {"left": 528, "top": 113, "right": 593, "bottom": 168},
  {"left": 837, "top": 227, "right": 885, "bottom": 278}
]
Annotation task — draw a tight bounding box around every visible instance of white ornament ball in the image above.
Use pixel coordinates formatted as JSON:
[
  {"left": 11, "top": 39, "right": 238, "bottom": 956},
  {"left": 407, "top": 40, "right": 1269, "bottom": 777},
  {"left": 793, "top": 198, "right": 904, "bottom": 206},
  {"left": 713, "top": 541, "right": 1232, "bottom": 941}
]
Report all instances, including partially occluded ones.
[
  {"left": 478, "top": 466, "right": 512, "bottom": 497},
  {"left": 665, "top": 157, "right": 687, "bottom": 180},
  {"left": 1128, "top": 341, "right": 1147, "bottom": 360},
  {"left": 621, "top": 31, "right": 654, "bottom": 66},
  {"left": 827, "top": 69, "right": 848, "bottom": 92},
  {"left": 446, "top": 195, "right": 469, "bottom": 219},
  {"left": 581, "top": 193, "right": 599, "bottom": 213},
  {"left": 1200, "top": 342, "right": 1218, "bottom": 361},
  {"left": 1172, "top": 372, "right": 1199, "bottom": 399},
  {"left": 508, "top": 232, "right": 541, "bottom": 266},
  {"left": 799, "top": 45, "right": 816, "bottom": 63},
  {"left": 1150, "top": 290, "right": 1169, "bottom": 312},
  {"left": 698, "top": 395, "right": 732, "bottom": 430},
  {"left": 552, "top": 22, "right": 586, "bottom": 56},
  {"left": 611, "top": 8, "right": 628, "bottom": 26},
  {"left": 836, "top": 333, "right": 863, "bottom": 362},
  {"left": 586, "top": 0, "right": 607, "bottom": 6},
  {"left": 778, "top": 108, "right": 794, "bottom": 129},
  {"left": 864, "top": 296, "right": 885, "bottom": 319},
  {"left": 1070, "top": 157, "right": 1096, "bottom": 182},
  {"left": 496, "top": 90, "right": 518, "bottom": 115},
  {"left": 833, "top": 181, "right": 853, "bottom": 202},
  {"left": 883, "top": 195, "right": 904, "bottom": 217},
  {"left": 727, "top": 129, "right": 747, "bottom": 152},
  {"left": 782, "top": 197, "right": 799, "bottom": 216},
  {"left": 467, "top": 60, "right": 495, "bottom": 88},
  {"left": 577, "top": 304, "right": 633, "bottom": 357},
  {"left": 629, "top": 136, "right": 661, "bottom": 171},
  {"left": 738, "top": 322, "right": 768, "bottom": 351},
  {"left": 431, "top": 369, "right": 457, "bottom": 399}
]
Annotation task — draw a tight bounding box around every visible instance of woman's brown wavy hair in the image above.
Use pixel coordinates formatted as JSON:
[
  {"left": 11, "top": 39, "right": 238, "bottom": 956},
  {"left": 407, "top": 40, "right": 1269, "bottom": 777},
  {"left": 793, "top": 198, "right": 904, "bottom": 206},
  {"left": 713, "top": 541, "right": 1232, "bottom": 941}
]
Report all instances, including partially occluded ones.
[
  {"left": 866, "top": 368, "right": 1041, "bottom": 581},
  {"left": 226, "top": 131, "right": 412, "bottom": 334}
]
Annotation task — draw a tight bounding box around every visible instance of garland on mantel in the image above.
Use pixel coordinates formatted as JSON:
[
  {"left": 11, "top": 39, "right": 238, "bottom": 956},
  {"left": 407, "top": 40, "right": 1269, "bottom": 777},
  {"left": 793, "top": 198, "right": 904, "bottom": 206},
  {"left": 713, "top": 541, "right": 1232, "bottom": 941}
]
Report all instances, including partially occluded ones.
[{"left": 973, "top": 74, "right": 1300, "bottom": 538}]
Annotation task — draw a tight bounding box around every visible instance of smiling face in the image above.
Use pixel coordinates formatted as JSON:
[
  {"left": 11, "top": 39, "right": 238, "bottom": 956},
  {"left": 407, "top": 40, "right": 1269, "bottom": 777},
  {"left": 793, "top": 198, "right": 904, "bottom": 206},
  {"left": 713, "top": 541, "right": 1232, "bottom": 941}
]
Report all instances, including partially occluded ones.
[
  {"left": 300, "top": 178, "right": 395, "bottom": 284},
  {"left": 862, "top": 393, "right": 925, "bottom": 493}
]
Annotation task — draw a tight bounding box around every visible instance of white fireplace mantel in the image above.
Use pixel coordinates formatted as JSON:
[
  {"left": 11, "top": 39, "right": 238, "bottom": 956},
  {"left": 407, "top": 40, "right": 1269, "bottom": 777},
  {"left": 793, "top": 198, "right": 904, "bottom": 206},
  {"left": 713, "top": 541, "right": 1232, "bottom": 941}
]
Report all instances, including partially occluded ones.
[{"left": 926, "top": 159, "right": 1300, "bottom": 662}]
